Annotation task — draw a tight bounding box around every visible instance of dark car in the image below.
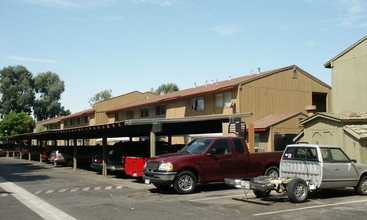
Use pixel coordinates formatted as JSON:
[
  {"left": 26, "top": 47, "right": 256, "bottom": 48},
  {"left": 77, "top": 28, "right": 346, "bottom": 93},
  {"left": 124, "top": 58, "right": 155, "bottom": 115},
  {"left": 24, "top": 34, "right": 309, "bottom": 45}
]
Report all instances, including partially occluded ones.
[{"left": 90, "top": 154, "right": 104, "bottom": 171}]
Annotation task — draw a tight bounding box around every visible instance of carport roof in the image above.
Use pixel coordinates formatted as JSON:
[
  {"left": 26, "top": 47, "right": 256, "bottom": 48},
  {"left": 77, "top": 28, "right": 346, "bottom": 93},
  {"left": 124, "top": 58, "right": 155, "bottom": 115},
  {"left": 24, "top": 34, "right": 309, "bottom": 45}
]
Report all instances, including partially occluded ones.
[{"left": 1, "top": 113, "right": 252, "bottom": 142}]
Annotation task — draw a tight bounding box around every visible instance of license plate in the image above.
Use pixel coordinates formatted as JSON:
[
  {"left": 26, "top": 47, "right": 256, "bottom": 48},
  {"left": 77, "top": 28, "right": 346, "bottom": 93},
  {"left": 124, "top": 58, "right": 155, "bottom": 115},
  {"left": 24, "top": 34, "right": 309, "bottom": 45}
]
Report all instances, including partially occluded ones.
[
  {"left": 133, "top": 172, "right": 137, "bottom": 177},
  {"left": 144, "top": 179, "right": 150, "bottom": 184}
]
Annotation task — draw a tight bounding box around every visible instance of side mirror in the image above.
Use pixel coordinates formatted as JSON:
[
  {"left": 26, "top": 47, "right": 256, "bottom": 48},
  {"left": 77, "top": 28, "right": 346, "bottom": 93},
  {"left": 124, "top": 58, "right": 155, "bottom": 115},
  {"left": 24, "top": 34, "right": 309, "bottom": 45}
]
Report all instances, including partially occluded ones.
[
  {"left": 351, "top": 159, "right": 357, "bottom": 163},
  {"left": 206, "top": 148, "right": 216, "bottom": 156}
]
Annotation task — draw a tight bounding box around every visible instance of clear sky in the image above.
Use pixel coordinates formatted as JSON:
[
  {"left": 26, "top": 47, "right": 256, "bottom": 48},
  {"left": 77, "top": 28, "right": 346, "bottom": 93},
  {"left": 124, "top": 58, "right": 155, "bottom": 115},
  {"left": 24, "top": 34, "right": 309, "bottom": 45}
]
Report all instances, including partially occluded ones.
[{"left": 1, "top": 0, "right": 366, "bottom": 114}]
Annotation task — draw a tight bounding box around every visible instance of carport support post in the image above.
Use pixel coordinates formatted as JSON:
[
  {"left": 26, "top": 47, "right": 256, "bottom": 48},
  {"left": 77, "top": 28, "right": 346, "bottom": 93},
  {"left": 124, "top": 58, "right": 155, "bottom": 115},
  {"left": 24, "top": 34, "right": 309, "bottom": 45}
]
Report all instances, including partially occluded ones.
[
  {"left": 12, "top": 140, "right": 15, "bottom": 159},
  {"left": 6, "top": 138, "right": 9, "bottom": 157},
  {"left": 40, "top": 140, "right": 44, "bottom": 164},
  {"left": 28, "top": 139, "right": 31, "bottom": 161},
  {"left": 150, "top": 131, "right": 156, "bottom": 157},
  {"left": 248, "top": 123, "right": 255, "bottom": 153},
  {"left": 73, "top": 138, "right": 77, "bottom": 170},
  {"left": 102, "top": 136, "right": 108, "bottom": 177}
]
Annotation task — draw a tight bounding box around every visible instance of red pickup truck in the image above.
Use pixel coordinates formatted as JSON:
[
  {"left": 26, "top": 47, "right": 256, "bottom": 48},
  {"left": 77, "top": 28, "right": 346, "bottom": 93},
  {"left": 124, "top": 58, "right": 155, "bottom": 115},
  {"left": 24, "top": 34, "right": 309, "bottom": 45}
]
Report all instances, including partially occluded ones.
[{"left": 143, "top": 137, "right": 283, "bottom": 194}]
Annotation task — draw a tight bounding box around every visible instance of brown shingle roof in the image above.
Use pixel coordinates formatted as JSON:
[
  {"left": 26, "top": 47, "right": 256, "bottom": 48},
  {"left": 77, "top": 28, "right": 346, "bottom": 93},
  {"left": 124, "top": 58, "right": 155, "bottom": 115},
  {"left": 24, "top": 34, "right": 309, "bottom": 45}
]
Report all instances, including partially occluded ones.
[{"left": 253, "top": 112, "right": 306, "bottom": 130}]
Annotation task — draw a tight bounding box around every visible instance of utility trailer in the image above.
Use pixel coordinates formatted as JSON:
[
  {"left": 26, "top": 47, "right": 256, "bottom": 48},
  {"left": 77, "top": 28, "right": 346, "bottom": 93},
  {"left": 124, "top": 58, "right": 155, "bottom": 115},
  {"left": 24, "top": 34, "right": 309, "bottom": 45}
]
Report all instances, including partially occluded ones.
[
  {"left": 225, "top": 144, "right": 367, "bottom": 203},
  {"left": 225, "top": 176, "right": 309, "bottom": 203}
]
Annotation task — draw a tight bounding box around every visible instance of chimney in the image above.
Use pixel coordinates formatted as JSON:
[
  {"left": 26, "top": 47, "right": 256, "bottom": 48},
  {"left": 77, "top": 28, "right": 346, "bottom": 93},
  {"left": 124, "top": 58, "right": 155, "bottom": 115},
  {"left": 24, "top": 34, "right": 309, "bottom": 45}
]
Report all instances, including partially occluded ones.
[
  {"left": 305, "top": 105, "right": 317, "bottom": 117},
  {"left": 211, "top": 80, "right": 214, "bottom": 85},
  {"left": 194, "top": 83, "right": 196, "bottom": 88},
  {"left": 205, "top": 80, "right": 208, "bottom": 87},
  {"left": 258, "top": 67, "right": 261, "bottom": 74},
  {"left": 228, "top": 76, "right": 231, "bottom": 81}
]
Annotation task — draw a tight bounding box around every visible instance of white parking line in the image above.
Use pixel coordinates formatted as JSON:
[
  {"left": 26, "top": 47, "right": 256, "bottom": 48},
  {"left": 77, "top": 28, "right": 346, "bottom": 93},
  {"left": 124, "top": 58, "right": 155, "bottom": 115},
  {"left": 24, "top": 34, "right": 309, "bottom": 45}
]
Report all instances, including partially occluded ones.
[
  {"left": 253, "top": 199, "right": 367, "bottom": 216},
  {"left": 0, "top": 176, "right": 76, "bottom": 220},
  {"left": 189, "top": 194, "right": 247, "bottom": 202},
  {"left": 82, "top": 187, "right": 90, "bottom": 191},
  {"left": 45, "top": 190, "right": 54, "bottom": 194}
]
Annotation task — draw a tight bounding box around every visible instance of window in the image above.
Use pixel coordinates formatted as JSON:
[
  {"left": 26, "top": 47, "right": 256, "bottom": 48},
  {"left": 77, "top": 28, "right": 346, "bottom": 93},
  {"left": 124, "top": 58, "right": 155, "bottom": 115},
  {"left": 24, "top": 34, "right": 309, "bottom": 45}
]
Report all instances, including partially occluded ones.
[
  {"left": 215, "top": 92, "right": 231, "bottom": 108},
  {"left": 127, "top": 110, "right": 134, "bottom": 119},
  {"left": 233, "top": 139, "right": 245, "bottom": 154},
  {"left": 70, "top": 119, "right": 74, "bottom": 126},
  {"left": 155, "top": 105, "right": 166, "bottom": 116},
  {"left": 140, "top": 108, "right": 149, "bottom": 118},
  {"left": 321, "top": 148, "right": 350, "bottom": 163},
  {"left": 115, "top": 113, "right": 119, "bottom": 121},
  {"left": 84, "top": 116, "right": 90, "bottom": 124},
  {"left": 64, "top": 120, "right": 68, "bottom": 127},
  {"left": 77, "top": 117, "right": 81, "bottom": 125},
  {"left": 210, "top": 140, "right": 231, "bottom": 156},
  {"left": 255, "top": 133, "right": 260, "bottom": 149},
  {"left": 191, "top": 97, "right": 204, "bottom": 111},
  {"left": 283, "top": 147, "right": 318, "bottom": 161}
]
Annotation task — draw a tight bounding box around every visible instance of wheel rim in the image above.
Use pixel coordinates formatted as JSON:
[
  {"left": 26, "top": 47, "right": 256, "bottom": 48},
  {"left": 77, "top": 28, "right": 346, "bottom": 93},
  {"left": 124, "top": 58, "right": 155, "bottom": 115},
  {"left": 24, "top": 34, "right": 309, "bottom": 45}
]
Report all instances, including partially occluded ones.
[
  {"left": 361, "top": 179, "right": 367, "bottom": 193},
  {"left": 267, "top": 169, "right": 278, "bottom": 179},
  {"left": 294, "top": 183, "right": 306, "bottom": 199},
  {"left": 178, "top": 175, "right": 193, "bottom": 191}
]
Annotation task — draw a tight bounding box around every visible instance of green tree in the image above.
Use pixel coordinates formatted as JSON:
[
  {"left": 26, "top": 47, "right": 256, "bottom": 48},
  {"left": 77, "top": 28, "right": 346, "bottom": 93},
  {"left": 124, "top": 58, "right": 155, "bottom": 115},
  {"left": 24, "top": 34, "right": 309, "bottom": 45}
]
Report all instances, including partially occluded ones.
[
  {"left": 0, "top": 111, "right": 35, "bottom": 136},
  {"left": 154, "top": 83, "right": 179, "bottom": 95},
  {"left": 33, "top": 72, "right": 71, "bottom": 121},
  {"left": 0, "top": 65, "right": 35, "bottom": 117},
  {"left": 89, "top": 89, "right": 112, "bottom": 107}
]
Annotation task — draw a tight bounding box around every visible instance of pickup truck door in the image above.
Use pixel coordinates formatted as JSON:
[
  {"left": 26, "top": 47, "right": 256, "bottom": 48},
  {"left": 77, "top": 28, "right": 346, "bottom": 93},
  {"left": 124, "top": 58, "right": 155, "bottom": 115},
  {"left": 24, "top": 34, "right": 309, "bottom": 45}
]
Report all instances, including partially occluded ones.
[
  {"left": 231, "top": 138, "right": 249, "bottom": 178},
  {"left": 321, "top": 148, "right": 359, "bottom": 188},
  {"left": 199, "top": 139, "right": 236, "bottom": 181}
]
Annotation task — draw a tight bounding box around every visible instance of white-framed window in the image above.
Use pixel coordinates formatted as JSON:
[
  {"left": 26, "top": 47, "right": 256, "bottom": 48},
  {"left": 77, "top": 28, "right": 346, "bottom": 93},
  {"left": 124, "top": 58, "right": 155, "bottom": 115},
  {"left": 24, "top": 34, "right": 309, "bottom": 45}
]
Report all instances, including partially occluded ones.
[
  {"left": 115, "top": 113, "right": 119, "bottom": 122},
  {"left": 140, "top": 108, "right": 149, "bottom": 118},
  {"left": 215, "top": 92, "right": 232, "bottom": 108},
  {"left": 191, "top": 97, "right": 204, "bottom": 111}
]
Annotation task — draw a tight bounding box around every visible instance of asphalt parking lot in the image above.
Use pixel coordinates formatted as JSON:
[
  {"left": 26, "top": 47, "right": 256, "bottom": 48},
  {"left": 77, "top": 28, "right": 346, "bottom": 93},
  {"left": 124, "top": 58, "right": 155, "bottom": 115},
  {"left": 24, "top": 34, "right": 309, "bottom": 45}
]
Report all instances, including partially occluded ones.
[{"left": 1, "top": 157, "right": 367, "bottom": 220}]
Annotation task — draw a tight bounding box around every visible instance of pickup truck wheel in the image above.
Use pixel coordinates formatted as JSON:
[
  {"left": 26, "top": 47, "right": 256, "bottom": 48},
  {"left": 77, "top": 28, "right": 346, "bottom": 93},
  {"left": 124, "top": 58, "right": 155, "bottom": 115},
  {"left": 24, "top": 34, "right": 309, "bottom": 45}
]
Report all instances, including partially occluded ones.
[
  {"left": 173, "top": 171, "right": 197, "bottom": 194},
  {"left": 253, "top": 190, "right": 271, "bottom": 198},
  {"left": 355, "top": 176, "right": 367, "bottom": 195},
  {"left": 287, "top": 178, "right": 308, "bottom": 203},
  {"left": 264, "top": 166, "right": 279, "bottom": 179}
]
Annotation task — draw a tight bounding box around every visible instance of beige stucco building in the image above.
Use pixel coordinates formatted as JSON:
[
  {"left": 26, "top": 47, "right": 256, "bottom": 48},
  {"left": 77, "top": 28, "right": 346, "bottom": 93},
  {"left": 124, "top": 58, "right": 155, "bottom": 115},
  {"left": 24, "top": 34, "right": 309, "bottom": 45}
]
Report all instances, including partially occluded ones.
[{"left": 324, "top": 35, "right": 367, "bottom": 113}]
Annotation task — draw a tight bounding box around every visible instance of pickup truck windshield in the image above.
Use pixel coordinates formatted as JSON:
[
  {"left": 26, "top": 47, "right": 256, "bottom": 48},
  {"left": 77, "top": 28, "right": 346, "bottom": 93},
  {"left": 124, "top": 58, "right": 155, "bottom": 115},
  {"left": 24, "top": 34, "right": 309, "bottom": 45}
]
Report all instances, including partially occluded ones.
[{"left": 179, "top": 139, "right": 213, "bottom": 155}]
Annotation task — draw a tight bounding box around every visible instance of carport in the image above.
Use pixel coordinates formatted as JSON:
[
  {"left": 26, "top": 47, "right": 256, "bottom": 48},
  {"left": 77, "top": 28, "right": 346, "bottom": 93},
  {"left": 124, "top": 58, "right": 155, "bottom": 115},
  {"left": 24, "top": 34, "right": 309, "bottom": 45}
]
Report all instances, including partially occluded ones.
[{"left": 0, "top": 113, "right": 251, "bottom": 176}]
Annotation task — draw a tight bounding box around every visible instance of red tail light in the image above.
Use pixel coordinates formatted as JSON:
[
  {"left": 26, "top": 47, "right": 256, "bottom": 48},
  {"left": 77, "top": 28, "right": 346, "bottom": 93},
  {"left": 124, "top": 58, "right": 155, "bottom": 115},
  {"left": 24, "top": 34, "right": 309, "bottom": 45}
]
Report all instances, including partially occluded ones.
[{"left": 97, "top": 158, "right": 103, "bottom": 163}]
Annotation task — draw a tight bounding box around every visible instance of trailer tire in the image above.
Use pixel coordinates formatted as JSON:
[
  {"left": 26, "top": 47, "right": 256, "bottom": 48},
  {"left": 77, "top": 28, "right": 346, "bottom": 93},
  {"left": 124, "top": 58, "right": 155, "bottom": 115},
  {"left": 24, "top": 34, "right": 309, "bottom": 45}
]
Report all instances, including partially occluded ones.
[
  {"left": 355, "top": 176, "right": 367, "bottom": 195},
  {"left": 264, "top": 166, "right": 279, "bottom": 179},
  {"left": 287, "top": 178, "right": 308, "bottom": 203},
  {"left": 253, "top": 189, "right": 271, "bottom": 198},
  {"left": 173, "top": 171, "right": 197, "bottom": 194}
]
